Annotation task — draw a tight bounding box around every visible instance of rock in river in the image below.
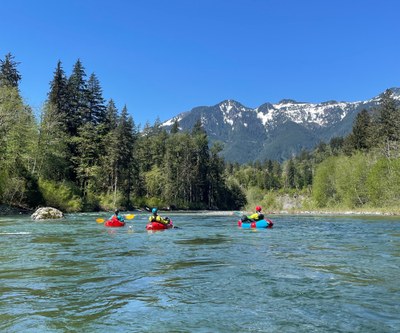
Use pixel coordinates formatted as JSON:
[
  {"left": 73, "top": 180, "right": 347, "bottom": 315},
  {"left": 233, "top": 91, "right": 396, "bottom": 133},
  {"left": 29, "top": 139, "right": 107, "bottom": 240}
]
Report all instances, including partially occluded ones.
[{"left": 31, "top": 207, "right": 64, "bottom": 220}]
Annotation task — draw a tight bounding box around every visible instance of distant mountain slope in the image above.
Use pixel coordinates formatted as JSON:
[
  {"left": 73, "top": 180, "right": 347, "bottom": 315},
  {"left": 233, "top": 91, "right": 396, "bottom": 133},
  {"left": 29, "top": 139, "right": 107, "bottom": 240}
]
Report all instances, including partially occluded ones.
[{"left": 162, "top": 88, "right": 400, "bottom": 163}]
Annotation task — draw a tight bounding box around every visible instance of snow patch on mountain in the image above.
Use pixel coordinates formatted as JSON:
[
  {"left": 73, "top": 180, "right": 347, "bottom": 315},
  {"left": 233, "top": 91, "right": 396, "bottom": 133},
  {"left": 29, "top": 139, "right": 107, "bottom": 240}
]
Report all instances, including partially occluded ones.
[
  {"left": 163, "top": 115, "right": 183, "bottom": 126},
  {"left": 256, "top": 108, "right": 274, "bottom": 126}
]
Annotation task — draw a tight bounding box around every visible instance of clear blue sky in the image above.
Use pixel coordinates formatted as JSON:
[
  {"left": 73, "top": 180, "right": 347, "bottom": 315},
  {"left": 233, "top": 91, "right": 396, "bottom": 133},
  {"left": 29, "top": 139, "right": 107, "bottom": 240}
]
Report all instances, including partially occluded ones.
[{"left": 1, "top": 0, "right": 399, "bottom": 127}]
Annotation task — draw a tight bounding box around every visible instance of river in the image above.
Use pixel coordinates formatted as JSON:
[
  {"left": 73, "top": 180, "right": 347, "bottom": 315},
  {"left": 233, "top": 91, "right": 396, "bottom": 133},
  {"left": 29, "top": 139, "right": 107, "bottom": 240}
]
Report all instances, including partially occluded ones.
[{"left": 1, "top": 212, "right": 399, "bottom": 332}]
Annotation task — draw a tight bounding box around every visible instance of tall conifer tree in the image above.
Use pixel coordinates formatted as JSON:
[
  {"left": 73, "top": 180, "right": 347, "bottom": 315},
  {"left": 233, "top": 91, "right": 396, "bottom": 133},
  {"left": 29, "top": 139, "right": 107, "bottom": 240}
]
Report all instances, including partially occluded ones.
[
  {"left": 67, "top": 59, "right": 87, "bottom": 135},
  {"left": 86, "top": 73, "right": 106, "bottom": 125},
  {"left": 48, "top": 61, "right": 69, "bottom": 126},
  {"left": 351, "top": 109, "right": 371, "bottom": 151},
  {"left": 0, "top": 53, "right": 21, "bottom": 88},
  {"left": 377, "top": 89, "right": 400, "bottom": 142}
]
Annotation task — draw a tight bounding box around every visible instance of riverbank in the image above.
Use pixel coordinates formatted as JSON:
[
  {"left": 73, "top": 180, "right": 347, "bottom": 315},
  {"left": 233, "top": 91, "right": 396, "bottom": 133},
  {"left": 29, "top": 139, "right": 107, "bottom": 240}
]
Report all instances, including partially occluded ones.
[
  {"left": 1, "top": 204, "right": 399, "bottom": 217},
  {"left": 197, "top": 209, "right": 400, "bottom": 217},
  {"left": 272, "top": 209, "right": 400, "bottom": 216},
  {"left": 0, "top": 204, "right": 32, "bottom": 216}
]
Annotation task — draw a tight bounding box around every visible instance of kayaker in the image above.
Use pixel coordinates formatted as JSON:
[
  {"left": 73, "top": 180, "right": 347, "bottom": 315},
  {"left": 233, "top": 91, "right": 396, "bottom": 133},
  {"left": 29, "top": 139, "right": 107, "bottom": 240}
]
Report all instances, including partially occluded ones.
[
  {"left": 110, "top": 210, "right": 125, "bottom": 223},
  {"left": 241, "top": 206, "right": 264, "bottom": 222},
  {"left": 149, "top": 207, "right": 170, "bottom": 225}
]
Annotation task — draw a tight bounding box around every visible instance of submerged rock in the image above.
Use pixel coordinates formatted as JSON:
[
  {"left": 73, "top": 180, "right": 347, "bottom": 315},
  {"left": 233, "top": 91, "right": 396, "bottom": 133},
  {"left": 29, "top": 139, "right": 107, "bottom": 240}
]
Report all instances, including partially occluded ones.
[{"left": 31, "top": 207, "right": 64, "bottom": 220}]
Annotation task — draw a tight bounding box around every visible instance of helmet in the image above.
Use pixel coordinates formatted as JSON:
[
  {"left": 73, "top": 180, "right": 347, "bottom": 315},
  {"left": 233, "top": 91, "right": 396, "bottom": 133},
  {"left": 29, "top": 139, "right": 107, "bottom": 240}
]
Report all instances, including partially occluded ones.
[
  {"left": 255, "top": 206, "right": 262, "bottom": 212},
  {"left": 115, "top": 210, "right": 119, "bottom": 215},
  {"left": 152, "top": 208, "right": 158, "bottom": 214}
]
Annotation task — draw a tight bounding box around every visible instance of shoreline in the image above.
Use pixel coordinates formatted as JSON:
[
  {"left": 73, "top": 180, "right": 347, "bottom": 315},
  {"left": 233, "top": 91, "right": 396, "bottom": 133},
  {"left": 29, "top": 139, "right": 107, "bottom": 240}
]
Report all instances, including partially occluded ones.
[
  {"left": 271, "top": 210, "right": 400, "bottom": 217},
  {"left": 169, "top": 210, "right": 400, "bottom": 217},
  {"left": 1, "top": 205, "right": 399, "bottom": 217}
]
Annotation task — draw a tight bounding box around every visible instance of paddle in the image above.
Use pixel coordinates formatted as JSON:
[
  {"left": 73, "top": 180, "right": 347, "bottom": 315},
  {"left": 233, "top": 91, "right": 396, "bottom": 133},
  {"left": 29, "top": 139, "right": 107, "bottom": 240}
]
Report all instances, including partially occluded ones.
[
  {"left": 96, "top": 213, "right": 135, "bottom": 223},
  {"left": 233, "top": 211, "right": 245, "bottom": 217},
  {"left": 233, "top": 211, "right": 251, "bottom": 220}
]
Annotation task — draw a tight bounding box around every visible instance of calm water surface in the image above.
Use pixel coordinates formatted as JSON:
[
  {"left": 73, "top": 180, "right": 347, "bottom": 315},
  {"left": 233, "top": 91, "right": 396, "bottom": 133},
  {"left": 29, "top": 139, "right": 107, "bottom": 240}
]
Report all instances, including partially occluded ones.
[{"left": 0, "top": 213, "right": 399, "bottom": 332}]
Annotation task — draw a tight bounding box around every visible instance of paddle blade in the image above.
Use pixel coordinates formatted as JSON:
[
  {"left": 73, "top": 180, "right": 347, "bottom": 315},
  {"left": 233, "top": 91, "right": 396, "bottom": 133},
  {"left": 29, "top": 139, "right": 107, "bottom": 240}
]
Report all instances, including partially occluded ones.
[
  {"left": 96, "top": 218, "right": 105, "bottom": 223},
  {"left": 125, "top": 214, "right": 135, "bottom": 220}
]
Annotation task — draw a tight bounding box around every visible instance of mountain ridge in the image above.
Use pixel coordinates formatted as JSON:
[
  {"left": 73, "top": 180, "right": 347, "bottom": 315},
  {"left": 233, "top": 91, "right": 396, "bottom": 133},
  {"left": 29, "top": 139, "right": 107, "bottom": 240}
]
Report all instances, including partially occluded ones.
[{"left": 162, "top": 88, "right": 400, "bottom": 163}]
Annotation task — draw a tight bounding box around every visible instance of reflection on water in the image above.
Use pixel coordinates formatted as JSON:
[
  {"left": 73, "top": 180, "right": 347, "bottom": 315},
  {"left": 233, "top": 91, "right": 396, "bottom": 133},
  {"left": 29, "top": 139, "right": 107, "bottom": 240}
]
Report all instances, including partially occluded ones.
[
  {"left": 0, "top": 213, "right": 399, "bottom": 332},
  {"left": 174, "top": 235, "right": 231, "bottom": 245}
]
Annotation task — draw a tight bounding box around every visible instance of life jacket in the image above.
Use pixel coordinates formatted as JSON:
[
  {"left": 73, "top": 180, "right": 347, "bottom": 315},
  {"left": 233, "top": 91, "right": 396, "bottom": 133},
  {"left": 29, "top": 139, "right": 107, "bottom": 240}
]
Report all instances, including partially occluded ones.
[
  {"left": 149, "top": 214, "right": 161, "bottom": 222},
  {"left": 112, "top": 215, "right": 124, "bottom": 222},
  {"left": 248, "top": 212, "right": 264, "bottom": 221}
]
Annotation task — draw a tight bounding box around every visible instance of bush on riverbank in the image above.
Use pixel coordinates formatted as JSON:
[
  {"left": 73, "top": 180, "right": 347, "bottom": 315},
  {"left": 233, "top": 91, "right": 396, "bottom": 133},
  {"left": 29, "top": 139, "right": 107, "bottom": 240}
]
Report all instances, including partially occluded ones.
[{"left": 38, "top": 180, "right": 82, "bottom": 213}]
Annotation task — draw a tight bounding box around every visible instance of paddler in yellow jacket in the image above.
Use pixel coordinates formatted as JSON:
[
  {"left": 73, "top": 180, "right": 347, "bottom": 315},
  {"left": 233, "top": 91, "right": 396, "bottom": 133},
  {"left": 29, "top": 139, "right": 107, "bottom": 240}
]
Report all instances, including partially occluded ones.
[
  {"left": 149, "top": 207, "right": 171, "bottom": 225},
  {"left": 241, "top": 206, "right": 264, "bottom": 222}
]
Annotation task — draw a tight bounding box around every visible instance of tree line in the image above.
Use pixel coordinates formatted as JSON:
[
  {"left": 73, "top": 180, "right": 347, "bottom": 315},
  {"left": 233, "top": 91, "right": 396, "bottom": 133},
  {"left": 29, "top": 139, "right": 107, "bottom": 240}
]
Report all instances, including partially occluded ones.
[
  {"left": 1, "top": 52, "right": 399, "bottom": 213},
  {"left": 0, "top": 53, "right": 246, "bottom": 212},
  {"left": 224, "top": 89, "right": 400, "bottom": 211}
]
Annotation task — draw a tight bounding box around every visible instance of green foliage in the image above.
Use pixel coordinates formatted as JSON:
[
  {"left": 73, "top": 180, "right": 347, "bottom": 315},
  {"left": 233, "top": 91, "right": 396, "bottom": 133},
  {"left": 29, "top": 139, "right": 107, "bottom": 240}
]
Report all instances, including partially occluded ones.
[
  {"left": 244, "top": 187, "right": 280, "bottom": 212},
  {"left": 367, "top": 158, "right": 400, "bottom": 207},
  {"left": 38, "top": 179, "right": 82, "bottom": 212},
  {"left": 0, "top": 86, "right": 37, "bottom": 170},
  {"left": 1, "top": 164, "right": 43, "bottom": 209},
  {"left": 312, "top": 157, "right": 338, "bottom": 207},
  {"left": 333, "top": 153, "right": 370, "bottom": 208},
  {"left": 143, "top": 166, "right": 166, "bottom": 199},
  {"left": 145, "top": 197, "right": 165, "bottom": 210},
  {"left": 0, "top": 169, "right": 6, "bottom": 200},
  {"left": 224, "top": 177, "right": 247, "bottom": 209},
  {"left": 245, "top": 186, "right": 265, "bottom": 207},
  {"left": 377, "top": 89, "right": 400, "bottom": 143},
  {"left": 36, "top": 102, "right": 70, "bottom": 180},
  {"left": 97, "top": 192, "right": 124, "bottom": 211},
  {"left": 311, "top": 153, "right": 400, "bottom": 210}
]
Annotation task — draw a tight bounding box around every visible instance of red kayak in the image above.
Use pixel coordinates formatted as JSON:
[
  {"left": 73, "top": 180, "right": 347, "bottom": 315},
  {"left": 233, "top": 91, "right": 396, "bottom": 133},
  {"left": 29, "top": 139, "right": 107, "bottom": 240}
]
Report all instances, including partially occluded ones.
[
  {"left": 146, "top": 221, "right": 173, "bottom": 230},
  {"left": 105, "top": 217, "right": 126, "bottom": 228}
]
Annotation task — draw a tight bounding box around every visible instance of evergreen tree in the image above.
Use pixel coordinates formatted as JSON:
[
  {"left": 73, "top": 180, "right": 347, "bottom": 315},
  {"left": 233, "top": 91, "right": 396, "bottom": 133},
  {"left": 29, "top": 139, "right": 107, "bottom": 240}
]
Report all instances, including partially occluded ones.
[
  {"left": 0, "top": 53, "right": 21, "bottom": 88},
  {"left": 208, "top": 142, "right": 226, "bottom": 209},
  {"left": 170, "top": 119, "right": 180, "bottom": 134},
  {"left": 285, "top": 159, "right": 296, "bottom": 189},
  {"left": 329, "top": 137, "right": 344, "bottom": 155},
  {"left": 115, "top": 105, "right": 137, "bottom": 208},
  {"left": 86, "top": 73, "right": 106, "bottom": 125},
  {"left": 36, "top": 102, "right": 70, "bottom": 181},
  {"left": 191, "top": 119, "right": 210, "bottom": 204},
  {"left": 163, "top": 133, "right": 187, "bottom": 205},
  {"left": 48, "top": 60, "right": 69, "bottom": 127},
  {"left": 0, "top": 85, "right": 38, "bottom": 207},
  {"left": 74, "top": 122, "right": 101, "bottom": 200},
  {"left": 351, "top": 109, "right": 372, "bottom": 151},
  {"left": 104, "top": 99, "right": 119, "bottom": 131},
  {"left": 374, "top": 89, "right": 400, "bottom": 158},
  {"left": 96, "top": 100, "right": 121, "bottom": 198},
  {"left": 39, "top": 61, "right": 72, "bottom": 181},
  {"left": 67, "top": 59, "right": 87, "bottom": 135},
  {"left": 377, "top": 89, "right": 400, "bottom": 143}
]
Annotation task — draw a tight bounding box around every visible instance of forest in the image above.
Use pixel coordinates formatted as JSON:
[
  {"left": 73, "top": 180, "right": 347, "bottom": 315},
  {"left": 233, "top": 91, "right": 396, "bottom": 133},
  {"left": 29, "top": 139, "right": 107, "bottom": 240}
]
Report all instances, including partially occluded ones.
[{"left": 1, "top": 53, "right": 400, "bottom": 213}]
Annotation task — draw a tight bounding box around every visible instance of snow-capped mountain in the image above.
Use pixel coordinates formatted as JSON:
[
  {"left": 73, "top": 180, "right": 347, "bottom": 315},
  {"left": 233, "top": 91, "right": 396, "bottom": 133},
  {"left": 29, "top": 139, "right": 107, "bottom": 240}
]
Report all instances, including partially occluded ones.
[{"left": 162, "top": 88, "right": 400, "bottom": 163}]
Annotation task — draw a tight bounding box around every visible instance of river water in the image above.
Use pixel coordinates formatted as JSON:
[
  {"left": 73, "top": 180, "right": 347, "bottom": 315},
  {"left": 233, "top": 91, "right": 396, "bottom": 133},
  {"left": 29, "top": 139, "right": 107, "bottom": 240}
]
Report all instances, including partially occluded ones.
[{"left": 0, "top": 212, "right": 399, "bottom": 332}]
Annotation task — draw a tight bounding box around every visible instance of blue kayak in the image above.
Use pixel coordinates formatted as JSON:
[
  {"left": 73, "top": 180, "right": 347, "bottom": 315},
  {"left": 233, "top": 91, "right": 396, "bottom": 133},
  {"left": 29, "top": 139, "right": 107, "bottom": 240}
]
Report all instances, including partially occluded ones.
[{"left": 238, "top": 219, "right": 273, "bottom": 229}]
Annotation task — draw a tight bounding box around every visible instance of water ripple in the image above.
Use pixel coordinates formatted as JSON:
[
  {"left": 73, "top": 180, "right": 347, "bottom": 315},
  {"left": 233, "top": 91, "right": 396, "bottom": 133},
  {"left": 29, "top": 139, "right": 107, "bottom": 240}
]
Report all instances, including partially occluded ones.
[{"left": 0, "top": 213, "right": 399, "bottom": 332}]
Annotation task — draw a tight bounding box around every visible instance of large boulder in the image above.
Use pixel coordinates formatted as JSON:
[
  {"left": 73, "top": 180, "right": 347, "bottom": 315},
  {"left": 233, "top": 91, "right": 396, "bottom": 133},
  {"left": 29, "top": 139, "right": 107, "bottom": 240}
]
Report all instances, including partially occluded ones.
[{"left": 31, "top": 207, "right": 64, "bottom": 220}]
